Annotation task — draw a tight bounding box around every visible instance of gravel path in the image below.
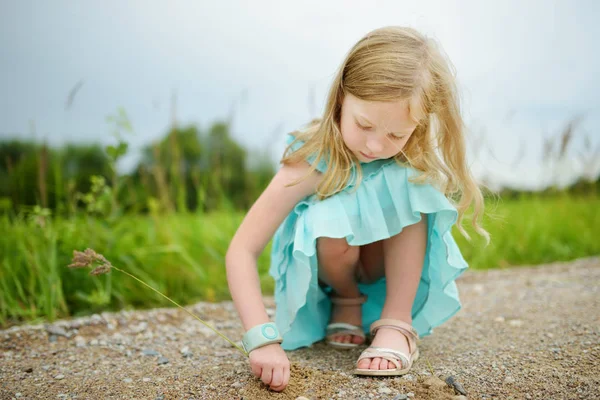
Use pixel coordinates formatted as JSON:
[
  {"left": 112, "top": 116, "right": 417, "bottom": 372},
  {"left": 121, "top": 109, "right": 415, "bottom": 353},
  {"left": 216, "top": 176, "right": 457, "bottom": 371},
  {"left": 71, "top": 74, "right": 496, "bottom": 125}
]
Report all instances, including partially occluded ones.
[{"left": 1, "top": 257, "right": 599, "bottom": 400}]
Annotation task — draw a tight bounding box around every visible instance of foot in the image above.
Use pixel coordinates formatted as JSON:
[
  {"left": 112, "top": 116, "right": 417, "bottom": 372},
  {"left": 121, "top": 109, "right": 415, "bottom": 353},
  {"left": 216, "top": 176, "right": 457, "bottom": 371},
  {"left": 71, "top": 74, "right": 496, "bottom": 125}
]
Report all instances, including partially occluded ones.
[
  {"left": 356, "top": 327, "right": 411, "bottom": 370},
  {"left": 328, "top": 296, "right": 365, "bottom": 345}
]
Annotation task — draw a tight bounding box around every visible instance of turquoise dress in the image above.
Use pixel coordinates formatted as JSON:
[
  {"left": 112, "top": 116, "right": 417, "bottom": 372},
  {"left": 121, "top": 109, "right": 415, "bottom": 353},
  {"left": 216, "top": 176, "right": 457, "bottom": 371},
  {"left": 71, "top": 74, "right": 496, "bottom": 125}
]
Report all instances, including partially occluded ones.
[{"left": 269, "top": 134, "right": 468, "bottom": 351}]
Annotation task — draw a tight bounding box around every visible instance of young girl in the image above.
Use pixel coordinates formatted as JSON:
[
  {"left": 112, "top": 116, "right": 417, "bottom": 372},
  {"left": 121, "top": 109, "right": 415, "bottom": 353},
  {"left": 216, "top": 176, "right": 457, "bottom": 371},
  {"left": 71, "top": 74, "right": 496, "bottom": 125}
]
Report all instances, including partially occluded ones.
[{"left": 226, "top": 26, "right": 489, "bottom": 392}]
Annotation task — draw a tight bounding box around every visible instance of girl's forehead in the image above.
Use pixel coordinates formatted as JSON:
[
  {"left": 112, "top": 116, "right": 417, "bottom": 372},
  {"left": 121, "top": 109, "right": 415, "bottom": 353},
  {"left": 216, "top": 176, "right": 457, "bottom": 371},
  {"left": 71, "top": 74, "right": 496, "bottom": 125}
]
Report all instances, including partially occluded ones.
[{"left": 344, "top": 94, "right": 415, "bottom": 129}]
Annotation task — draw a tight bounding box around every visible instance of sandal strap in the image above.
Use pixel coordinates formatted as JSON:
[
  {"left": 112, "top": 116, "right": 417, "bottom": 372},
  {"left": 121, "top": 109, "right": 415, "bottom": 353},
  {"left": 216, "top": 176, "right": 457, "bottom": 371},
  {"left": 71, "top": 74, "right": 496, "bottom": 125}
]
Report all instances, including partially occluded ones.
[
  {"left": 326, "top": 323, "right": 365, "bottom": 338},
  {"left": 329, "top": 293, "right": 368, "bottom": 306},
  {"left": 356, "top": 346, "right": 411, "bottom": 370},
  {"left": 369, "top": 319, "right": 419, "bottom": 354}
]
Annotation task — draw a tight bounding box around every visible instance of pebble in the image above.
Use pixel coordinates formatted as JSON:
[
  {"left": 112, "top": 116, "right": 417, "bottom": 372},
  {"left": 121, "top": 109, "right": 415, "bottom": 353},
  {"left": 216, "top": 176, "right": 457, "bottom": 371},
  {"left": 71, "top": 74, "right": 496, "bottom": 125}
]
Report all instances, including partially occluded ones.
[
  {"left": 378, "top": 387, "right": 392, "bottom": 394},
  {"left": 45, "top": 325, "right": 69, "bottom": 337},
  {"left": 89, "top": 339, "right": 98, "bottom": 346},
  {"left": 494, "top": 316, "right": 505, "bottom": 322},
  {"left": 393, "top": 395, "right": 408, "bottom": 400},
  {"left": 22, "top": 367, "right": 33, "bottom": 373},
  {"left": 156, "top": 314, "right": 168, "bottom": 322},
  {"left": 295, "top": 397, "right": 310, "bottom": 400},
  {"left": 142, "top": 349, "right": 160, "bottom": 356},
  {"left": 445, "top": 375, "right": 468, "bottom": 396},
  {"left": 74, "top": 336, "right": 86, "bottom": 347},
  {"left": 231, "top": 382, "right": 243, "bottom": 388},
  {"left": 407, "top": 393, "right": 415, "bottom": 398},
  {"left": 54, "top": 374, "right": 65, "bottom": 380},
  {"left": 49, "top": 335, "right": 58, "bottom": 343},
  {"left": 123, "top": 378, "right": 133, "bottom": 383},
  {"left": 403, "top": 374, "right": 415, "bottom": 381},
  {"left": 504, "top": 375, "right": 515, "bottom": 384},
  {"left": 130, "top": 321, "right": 148, "bottom": 333},
  {"left": 15, "top": 394, "right": 22, "bottom": 398},
  {"left": 157, "top": 357, "right": 169, "bottom": 365},
  {"left": 509, "top": 319, "right": 524, "bottom": 327},
  {"left": 454, "top": 396, "right": 468, "bottom": 400}
]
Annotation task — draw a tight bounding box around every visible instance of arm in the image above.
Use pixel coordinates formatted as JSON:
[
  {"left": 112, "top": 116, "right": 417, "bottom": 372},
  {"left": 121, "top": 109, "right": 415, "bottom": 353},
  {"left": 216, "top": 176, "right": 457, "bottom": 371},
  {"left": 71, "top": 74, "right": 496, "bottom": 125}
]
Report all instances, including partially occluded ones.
[{"left": 225, "top": 160, "right": 322, "bottom": 331}]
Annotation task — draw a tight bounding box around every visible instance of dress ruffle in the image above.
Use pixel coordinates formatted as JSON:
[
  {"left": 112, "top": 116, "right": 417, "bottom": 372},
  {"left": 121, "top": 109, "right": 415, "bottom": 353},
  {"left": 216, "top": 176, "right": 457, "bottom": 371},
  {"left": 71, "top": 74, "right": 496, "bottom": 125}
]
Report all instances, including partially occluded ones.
[{"left": 269, "top": 135, "right": 468, "bottom": 350}]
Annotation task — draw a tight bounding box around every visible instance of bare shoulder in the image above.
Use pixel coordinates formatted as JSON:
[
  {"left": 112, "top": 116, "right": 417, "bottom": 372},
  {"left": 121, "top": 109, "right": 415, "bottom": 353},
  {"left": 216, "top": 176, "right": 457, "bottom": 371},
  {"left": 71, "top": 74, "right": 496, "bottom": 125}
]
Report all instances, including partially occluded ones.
[{"left": 271, "top": 159, "right": 323, "bottom": 197}]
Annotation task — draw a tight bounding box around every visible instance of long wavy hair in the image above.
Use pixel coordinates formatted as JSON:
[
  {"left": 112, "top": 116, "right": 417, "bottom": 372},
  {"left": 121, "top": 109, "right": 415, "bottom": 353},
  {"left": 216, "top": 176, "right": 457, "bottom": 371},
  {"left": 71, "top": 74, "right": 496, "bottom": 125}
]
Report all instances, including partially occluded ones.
[{"left": 281, "top": 26, "right": 489, "bottom": 243}]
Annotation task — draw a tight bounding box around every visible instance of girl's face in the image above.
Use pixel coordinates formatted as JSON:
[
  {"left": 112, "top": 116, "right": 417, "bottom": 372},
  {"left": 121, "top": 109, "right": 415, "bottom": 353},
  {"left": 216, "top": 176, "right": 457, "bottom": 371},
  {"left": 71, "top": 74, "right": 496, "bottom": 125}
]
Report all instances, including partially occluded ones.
[{"left": 339, "top": 93, "right": 418, "bottom": 163}]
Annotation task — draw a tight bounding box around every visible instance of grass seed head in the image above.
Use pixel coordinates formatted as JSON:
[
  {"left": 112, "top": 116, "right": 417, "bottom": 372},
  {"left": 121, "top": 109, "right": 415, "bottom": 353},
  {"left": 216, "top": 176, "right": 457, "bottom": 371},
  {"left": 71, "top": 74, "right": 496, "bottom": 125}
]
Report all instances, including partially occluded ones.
[{"left": 69, "top": 248, "right": 112, "bottom": 275}]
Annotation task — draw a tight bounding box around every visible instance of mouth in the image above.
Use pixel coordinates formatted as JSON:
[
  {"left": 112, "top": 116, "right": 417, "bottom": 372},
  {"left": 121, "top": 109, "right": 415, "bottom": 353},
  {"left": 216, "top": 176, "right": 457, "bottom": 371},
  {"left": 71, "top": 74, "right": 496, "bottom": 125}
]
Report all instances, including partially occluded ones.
[{"left": 360, "top": 151, "right": 378, "bottom": 160}]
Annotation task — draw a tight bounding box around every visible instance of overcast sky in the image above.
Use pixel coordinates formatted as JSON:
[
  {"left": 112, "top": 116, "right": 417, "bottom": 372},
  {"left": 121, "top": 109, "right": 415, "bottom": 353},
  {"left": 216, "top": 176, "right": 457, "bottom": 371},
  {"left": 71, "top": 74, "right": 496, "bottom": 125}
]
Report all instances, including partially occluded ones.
[{"left": 1, "top": 0, "right": 599, "bottom": 189}]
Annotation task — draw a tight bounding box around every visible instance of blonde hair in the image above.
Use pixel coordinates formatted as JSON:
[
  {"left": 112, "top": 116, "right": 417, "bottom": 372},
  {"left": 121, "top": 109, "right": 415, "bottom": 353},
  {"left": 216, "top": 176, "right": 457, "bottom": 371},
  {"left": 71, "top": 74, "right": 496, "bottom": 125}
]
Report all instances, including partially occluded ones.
[{"left": 281, "top": 26, "right": 489, "bottom": 244}]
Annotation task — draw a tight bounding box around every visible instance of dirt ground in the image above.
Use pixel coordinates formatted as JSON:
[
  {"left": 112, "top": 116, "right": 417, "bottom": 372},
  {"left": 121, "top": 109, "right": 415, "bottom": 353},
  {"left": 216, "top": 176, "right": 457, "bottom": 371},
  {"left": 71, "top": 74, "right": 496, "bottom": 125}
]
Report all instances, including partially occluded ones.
[{"left": 1, "top": 257, "right": 598, "bottom": 400}]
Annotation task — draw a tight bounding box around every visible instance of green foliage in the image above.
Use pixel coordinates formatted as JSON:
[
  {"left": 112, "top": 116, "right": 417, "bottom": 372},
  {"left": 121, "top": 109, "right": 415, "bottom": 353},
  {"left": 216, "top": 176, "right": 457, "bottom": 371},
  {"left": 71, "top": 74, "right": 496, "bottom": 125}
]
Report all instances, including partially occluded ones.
[
  {"left": 1, "top": 113, "right": 275, "bottom": 215},
  {"left": 0, "top": 211, "right": 274, "bottom": 327},
  {"left": 497, "top": 176, "right": 599, "bottom": 200},
  {"left": 137, "top": 121, "right": 272, "bottom": 212},
  {"left": 0, "top": 140, "right": 111, "bottom": 212},
  {"left": 454, "top": 193, "right": 600, "bottom": 268},
  {"left": 0, "top": 195, "right": 598, "bottom": 328},
  {"left": 76, "top": 176, "right": 112, "bottom": 216}
]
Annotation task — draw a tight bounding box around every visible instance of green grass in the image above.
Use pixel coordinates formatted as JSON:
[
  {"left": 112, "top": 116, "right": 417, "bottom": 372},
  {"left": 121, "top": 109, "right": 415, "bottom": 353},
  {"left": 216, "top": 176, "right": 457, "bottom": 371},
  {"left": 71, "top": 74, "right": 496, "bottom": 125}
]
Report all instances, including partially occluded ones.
[
  {"left": 455, "top": 194, "right": 599, "bottom": 268},
  {"left": 1, "top": 194, "right": 598, "bottom": 328}
]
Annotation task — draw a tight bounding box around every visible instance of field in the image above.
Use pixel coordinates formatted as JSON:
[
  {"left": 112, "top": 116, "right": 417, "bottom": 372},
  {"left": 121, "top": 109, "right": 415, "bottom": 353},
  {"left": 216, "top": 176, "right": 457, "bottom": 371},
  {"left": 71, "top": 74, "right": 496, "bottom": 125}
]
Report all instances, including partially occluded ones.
[{"left": 1, "top": 193, "right": 598, "bottom": 329}]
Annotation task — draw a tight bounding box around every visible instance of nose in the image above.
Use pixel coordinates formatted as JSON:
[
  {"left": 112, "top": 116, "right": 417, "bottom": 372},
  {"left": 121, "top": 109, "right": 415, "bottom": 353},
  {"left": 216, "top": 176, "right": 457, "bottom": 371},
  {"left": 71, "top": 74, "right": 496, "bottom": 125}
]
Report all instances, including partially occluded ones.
[{"left": 365, "top": 137, "right": 384, "bottom": 154}]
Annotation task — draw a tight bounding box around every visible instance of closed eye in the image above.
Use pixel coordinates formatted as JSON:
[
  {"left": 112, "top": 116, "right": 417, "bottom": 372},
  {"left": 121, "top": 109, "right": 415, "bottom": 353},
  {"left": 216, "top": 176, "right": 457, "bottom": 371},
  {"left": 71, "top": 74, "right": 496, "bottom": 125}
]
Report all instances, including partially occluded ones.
[
  {"left": 355, "top": 121, "right": 372, "bottom": 130},
  {"left": 388, "top": 133, "right": 406, "bottom": 140}
]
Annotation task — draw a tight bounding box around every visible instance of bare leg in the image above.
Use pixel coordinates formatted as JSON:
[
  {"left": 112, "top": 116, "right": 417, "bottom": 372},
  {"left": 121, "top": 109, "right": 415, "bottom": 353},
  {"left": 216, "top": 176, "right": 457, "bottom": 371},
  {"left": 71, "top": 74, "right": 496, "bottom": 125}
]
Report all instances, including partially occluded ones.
[
  {"left": 356, "top": 214, "right": 427, "bottom": 370},
  {"left": 316, "top": 237, "right": 363, "bottom": 344},
  {"left": 358, "top": 239, "right": 385, "bottom": 284}
]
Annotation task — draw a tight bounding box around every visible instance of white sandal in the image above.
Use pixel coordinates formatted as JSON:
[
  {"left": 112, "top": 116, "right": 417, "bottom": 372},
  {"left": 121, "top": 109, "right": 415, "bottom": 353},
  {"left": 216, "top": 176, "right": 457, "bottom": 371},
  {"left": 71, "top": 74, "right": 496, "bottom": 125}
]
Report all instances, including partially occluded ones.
[
  {"left": 325, "top": 293, "right": 368, "bottom": 349},
  {"left": 353, "top": 318, "right": 420, "bottom": 376}
]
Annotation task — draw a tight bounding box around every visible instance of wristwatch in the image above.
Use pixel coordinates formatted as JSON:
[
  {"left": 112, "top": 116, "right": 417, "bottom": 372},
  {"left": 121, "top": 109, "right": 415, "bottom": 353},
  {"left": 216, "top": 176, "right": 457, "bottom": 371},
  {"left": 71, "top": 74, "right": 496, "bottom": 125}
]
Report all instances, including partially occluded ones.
[{"left": 242, "top": 322, "right": 283, "bottom": 354}]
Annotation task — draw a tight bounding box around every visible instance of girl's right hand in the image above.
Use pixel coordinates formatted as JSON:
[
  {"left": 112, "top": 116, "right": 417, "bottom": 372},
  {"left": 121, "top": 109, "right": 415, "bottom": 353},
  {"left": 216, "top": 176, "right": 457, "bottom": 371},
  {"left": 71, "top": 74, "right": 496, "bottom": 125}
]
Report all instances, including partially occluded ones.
[{"left": 249, "top": 343, "right": 290, "bottom": 391}]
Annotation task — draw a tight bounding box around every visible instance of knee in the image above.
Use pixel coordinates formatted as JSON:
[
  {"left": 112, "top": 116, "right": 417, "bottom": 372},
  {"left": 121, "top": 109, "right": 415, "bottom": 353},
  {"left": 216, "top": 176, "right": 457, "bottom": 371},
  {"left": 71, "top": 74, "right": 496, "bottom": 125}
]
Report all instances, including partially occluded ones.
[{"left": 317, "top": 237, "right": 358, "bottom": 260}]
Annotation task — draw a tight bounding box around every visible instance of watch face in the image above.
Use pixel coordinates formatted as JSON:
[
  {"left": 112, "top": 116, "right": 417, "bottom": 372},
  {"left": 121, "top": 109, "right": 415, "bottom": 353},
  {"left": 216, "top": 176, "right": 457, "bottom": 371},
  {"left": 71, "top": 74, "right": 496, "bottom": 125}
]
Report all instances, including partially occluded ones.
[{"left": 261, "top": 324, "right": 278, "bottom": 339}]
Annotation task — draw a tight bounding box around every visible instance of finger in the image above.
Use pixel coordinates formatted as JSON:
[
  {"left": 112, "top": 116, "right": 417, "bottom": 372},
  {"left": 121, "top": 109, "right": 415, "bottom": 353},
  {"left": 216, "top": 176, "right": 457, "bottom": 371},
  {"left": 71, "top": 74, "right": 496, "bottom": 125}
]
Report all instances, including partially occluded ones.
[
  {"left": 270, "top": 382, "right": 285, "bottom": 392},
  {"left": 271, "top": 368, "right": 290, "bottom": 392},
  {"left": 270, "top": 366, "right": 289, "bottom": 393},
  {"left": 270, "top": 366, "right": 283, "bottom": 388},
  {"left": 251, "top": 364, "right": 262, "bottom": 379},
  {"left": 283, "top": 364, "right": 290, "bottom": 387},
  {"left": 261, "top": 366, "right": 273, "bottom": 386}
]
